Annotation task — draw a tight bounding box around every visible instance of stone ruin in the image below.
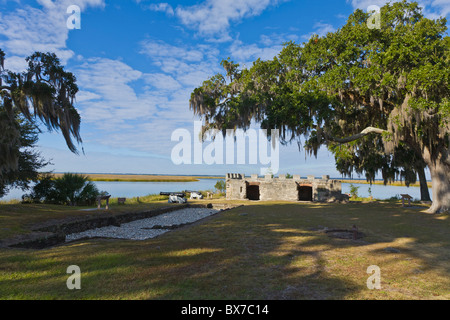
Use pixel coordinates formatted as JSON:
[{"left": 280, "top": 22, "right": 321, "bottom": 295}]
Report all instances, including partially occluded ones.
[{"left": 225, "top": 173, "right": 348, "bottom": 202}]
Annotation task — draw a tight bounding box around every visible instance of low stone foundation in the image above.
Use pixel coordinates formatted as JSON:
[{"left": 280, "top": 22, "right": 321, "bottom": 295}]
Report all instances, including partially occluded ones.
[{"left": 4, "top": 203, "right": 240, "bottom": 249}]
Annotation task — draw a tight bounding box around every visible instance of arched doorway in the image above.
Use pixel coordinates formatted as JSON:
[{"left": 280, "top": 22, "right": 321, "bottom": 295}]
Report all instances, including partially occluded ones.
[
  {"left": 298, "top": 184, "right": 313, "bottom": 201},
  {"left": 247, "top": 182, "right": 260, "bottom": 201}
]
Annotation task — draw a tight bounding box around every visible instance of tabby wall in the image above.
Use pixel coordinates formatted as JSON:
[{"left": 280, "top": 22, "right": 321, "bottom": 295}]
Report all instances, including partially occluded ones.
[{"left": 226, "top": 173, "right": 345, "bottom": 202}]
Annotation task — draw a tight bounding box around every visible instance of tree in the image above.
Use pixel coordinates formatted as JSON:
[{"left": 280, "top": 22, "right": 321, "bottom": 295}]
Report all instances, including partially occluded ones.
[
  {"left": 0, "top": 114, "right": 49, "bottom": 198},
  {"left": 26, "top": 173, "right": 100, "bottom": 206},
  {"left": 349, "top": 184, "right": 360, "bottom": 199},
  {"left": 214, "top": 180, "right": 226, "bottom": 194},
  {"left": 189, "top": 1, "right": 449, "bottom": 213},
  {"left": 23, "top": 173, "right": 56, "bottom": 203},
  {"left": 0, "top": 49, "right": 82, "bottom": 195},
  {"left": 52, "top": 173, "right": 99, "bottom": 206}
]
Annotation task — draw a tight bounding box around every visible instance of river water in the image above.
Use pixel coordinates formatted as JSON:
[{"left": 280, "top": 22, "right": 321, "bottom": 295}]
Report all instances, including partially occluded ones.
[
  {"left": 0, "top": 179, "right": 432, "bottom": 201},
  {"left": 1, "top": 179, "right": 221, "bottom": 201},
  {"left": 340, "top": 183, "right": 431, "bottom": 200}
]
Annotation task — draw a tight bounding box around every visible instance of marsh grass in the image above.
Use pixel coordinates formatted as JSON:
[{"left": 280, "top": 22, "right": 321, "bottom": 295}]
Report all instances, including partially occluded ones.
[
  {"left": 340, "top": 179, "right": 433, "bottom": 188},
  {"left": 48, "top": 174, "right": 222, "bottom": 182}
]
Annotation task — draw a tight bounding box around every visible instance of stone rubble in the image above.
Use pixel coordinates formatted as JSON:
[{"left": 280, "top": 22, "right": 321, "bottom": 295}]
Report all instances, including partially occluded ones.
[{"left": 65, "top": 207, "right": 220, "bottom": 242}]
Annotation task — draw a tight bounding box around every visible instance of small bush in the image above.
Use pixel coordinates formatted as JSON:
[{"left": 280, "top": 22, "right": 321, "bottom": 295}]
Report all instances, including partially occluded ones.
[
  {"left": 214, "top": 180, "right": 226, "bottom": 194},
  {"left": 349, "top": 184, "right": 360, "bottom": 199},
  {"left": 24, "top": 173, "right": 101, "bottom": 206}
]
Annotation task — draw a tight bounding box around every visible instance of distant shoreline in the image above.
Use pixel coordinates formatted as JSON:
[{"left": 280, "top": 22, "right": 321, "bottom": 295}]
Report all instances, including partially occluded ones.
[
  {"left": 339, "top": 179, "right": 432, "bottom": 188},
  {"left": 48, "top": 173, "right": 223, "bottom": 182},
  {"left": 46, "top": 173, "right": 431, "bottom": 187}
]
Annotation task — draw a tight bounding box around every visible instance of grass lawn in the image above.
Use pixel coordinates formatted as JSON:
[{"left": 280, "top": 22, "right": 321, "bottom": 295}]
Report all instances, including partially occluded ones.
[
  {"left": 0, "top": 200, "right": 448, "bottom": 300},
  {"left": 0, "top": 194, "right": 176, "bottom": 240}
]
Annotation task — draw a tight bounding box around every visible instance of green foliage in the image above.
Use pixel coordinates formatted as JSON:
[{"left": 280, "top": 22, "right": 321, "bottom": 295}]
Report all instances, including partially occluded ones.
[
  {"left": 189, "top": 1, "right": 449, "bottom": 209},
  {"left": 0, "top": 50, "right": 82, "bottom": 196},
  {"left": 22, "top": 173, "right": 55, "bottom": 203},
  {"left": 214, "top": 180, "right": 226, "bottom": 194},
  {"left": 286, "top": 173, "right": 293, "bottom": 179},
  {"left": 0, "top": 114, "right": 48, "bottom": 198},
  {"left": 330, "top": 138, "right": 425, "bottom": 187},
  {"left": 25, "top": 173, "right": 100, "bottom": 206},
  {"left": 349, "top": 184, "right": 360, "bottom": 199}
]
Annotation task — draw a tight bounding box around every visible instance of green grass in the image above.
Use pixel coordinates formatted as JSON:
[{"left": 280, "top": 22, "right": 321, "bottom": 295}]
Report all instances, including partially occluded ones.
[
  {"left": 0, "top": 191, "right": 226, "bottom": 239},
  {"left": 0, "top": 200, "right": 449, "bottom": 300},
  {"left": 0, "top": 195, "right": 173, "bottom": 239}
]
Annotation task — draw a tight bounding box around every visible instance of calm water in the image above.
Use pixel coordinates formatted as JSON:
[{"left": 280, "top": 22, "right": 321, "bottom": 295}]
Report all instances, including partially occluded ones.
[
  {"left": 0, "top": 179, "right": 432, "bottom": 201},
  {"left": 341, "top": 183, "right": 432, "bottom": 201},
  {"left": 93, "top": 179, "right": 222, "bottom": 198},
  {"left": 0, "top": 179, "right": 222, "bottom": 201}
]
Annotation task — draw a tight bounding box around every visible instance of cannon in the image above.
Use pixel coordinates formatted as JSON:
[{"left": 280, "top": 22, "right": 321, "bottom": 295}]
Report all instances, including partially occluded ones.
[
  {"left": 160, "top": 192, "right": 187, "bottom": 204},
  {"left": 185, "top": 190, "right": 204, "bottom": 200}
]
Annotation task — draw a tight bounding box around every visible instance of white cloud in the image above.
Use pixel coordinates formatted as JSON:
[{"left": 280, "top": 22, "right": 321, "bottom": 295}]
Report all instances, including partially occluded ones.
[
  {"left": 74, "top": 58, "right": 156, "bottom": 125},
  {"left": 174, "top": 0, "right": 284, "bottom": 40},
  {"left": 0, "top": 0, "right": 105, "bottom": 71},
  {"left": 259, "top": 33, "right": 298, "bottom": 47},
  {"left": 140, "top": 39, "right": 204, "bottom": 62},
  {"left": 75, "top": 90, "right": 102, "bottom": 103},
  {"left": 139, "top": 39, "right": 220, "bottom": 85},
  {"left": 143, "top": 73, "right": 182, "bottom": 91},
  {"left": 424, "top": 0, "right": 450, "bottom": 18},
  {"left": 300, "top": 22, "right": 336, "bottom": 41},
  {"left": 346, "top": 0, "right": 394, "bottom": 10},
  {"left": 2, "top": 55, "right": 28, "bottom": 72},
  {"left": 38, "top": 145, "right": 175, "bottom": 175},
  {"left": 229, "top": 39, "right": 280, "bottom": 64},
  {"left": 146, "top": 2, "right": 174, "bottom": 16},
  {"left": 227, "top": 32, "right": 298, "bottom": 65},
  {"left": 71, "top": 52, "right": 210, "bottom": 154},
  {"left": 313, "top": 22, "right": 336, "bottom": 37}
]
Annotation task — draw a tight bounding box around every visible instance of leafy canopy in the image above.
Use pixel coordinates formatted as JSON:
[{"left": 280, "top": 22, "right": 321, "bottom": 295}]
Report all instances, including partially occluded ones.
[
  {"left": 0, "top": 50, "right": 82, "bottom": 178},
  {"left": 190, "top": 1, "right": 449, "bottom": 168}
]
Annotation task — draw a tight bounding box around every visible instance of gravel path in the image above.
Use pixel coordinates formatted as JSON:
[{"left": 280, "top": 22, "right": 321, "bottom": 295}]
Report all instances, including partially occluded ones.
[{"left": 65, "top": 207, "right": 220, "bottom": 242}]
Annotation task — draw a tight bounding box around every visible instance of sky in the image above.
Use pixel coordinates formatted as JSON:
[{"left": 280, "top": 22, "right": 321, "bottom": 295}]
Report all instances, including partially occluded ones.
[{"left": 0, "top": 0, "right": 449, "bottom": 178}]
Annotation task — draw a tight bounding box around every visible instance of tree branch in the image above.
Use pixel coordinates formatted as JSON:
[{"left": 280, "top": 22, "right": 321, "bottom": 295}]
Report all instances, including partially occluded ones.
[{"left": 324, "top": 127, "right": 387, "bottom": 143}]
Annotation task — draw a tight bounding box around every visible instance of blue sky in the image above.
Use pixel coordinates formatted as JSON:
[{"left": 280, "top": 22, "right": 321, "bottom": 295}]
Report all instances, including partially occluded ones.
[{"left": 0, "top": 0, "right": 449, "bottom": 177}]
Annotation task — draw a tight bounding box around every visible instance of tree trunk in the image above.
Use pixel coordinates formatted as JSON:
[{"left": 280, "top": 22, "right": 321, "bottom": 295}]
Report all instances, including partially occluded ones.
[
  {"left": 416, "top": 165, "right": 431, "bottom": 202},
  {"left": 425, "top": 155, "right": 450, "bottom": 214}
]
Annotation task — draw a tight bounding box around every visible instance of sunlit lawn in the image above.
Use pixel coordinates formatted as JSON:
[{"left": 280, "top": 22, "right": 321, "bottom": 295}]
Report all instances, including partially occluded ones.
[
  {"left": 0, "top": 194, "right": 174, "bottom": 239},
  {"left": 0, "top": 200, "right": 449, "bottom": 300}
]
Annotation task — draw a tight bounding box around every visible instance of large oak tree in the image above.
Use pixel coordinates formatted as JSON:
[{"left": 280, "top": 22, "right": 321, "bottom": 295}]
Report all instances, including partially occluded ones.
[
  {"left": 190, "top": 1, "right": 449, "bottom": 213},
  {"left": 0, "top": 50, "right": 82, "bottom": 195}
]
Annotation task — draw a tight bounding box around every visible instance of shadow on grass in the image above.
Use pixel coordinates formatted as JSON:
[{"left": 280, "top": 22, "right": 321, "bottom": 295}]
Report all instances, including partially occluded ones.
[{"left": 0, "top": 202, "right": 448, "bottom": 299}]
